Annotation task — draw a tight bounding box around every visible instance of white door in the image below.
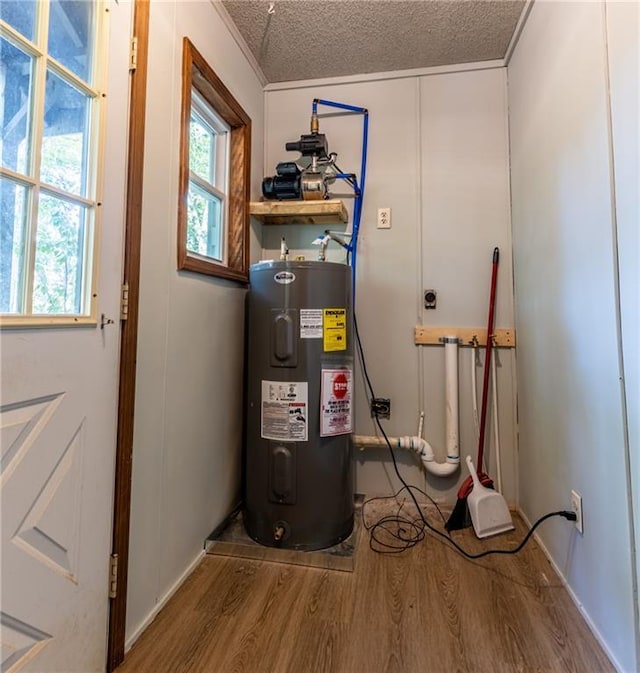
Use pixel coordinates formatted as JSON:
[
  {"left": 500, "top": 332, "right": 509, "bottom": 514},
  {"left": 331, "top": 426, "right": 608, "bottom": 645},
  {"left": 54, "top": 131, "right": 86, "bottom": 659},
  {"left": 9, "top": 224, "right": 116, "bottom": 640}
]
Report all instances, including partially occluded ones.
[{"left": 0, "top": 1, "right": 132, "bottom": 671}]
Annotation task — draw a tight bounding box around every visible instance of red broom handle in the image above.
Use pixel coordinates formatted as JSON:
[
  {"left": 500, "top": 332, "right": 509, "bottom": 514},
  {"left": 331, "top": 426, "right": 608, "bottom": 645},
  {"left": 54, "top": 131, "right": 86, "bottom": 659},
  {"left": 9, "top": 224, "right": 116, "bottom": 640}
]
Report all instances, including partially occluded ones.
[{"left": 476, "top": 247, "right": 499, "bottom": 472}]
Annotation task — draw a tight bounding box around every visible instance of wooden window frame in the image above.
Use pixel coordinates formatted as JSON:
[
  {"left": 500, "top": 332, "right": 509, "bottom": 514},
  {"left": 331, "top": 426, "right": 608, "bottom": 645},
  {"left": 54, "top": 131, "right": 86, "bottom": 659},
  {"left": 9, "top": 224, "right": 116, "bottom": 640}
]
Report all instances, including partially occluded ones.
[{"left": 177, "top": 37, "right": 251, "bottom": 283}]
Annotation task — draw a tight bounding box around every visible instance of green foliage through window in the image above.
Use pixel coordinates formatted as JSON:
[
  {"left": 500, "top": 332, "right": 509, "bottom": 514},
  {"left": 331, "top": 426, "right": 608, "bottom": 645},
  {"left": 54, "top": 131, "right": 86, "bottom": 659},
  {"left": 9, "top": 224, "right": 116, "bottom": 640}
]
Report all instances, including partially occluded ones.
[
  {"left": 185, "top": 93, "right": 227, "bottom": 264},
  {"left": 0, "top": 1, "right": 102, "bottom": 321},
  {"left": 178, "top": 38, "right": 251, "bottom": 283}
]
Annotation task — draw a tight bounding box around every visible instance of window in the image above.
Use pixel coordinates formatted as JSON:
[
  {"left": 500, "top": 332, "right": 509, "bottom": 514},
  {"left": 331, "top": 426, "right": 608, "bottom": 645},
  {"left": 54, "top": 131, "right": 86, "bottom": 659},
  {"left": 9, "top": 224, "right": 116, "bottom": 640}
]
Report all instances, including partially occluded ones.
[
  {"left": 187, "top": 92, "right": 229, "bottom": 263},
  {"left": 0, "top": 0, "right": 107, "bottom": 325},
  {"left": 178, "top": 38, "right": 251, "bottom": 282}
]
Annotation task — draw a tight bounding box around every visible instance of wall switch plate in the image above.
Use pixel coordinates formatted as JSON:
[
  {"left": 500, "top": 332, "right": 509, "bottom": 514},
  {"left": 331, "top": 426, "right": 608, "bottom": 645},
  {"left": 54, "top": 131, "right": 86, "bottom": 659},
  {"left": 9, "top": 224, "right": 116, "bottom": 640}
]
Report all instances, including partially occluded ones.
[
  {"left": 570, "top": 490, "right": 583, "bottom": 534},
  {"left": 377, "top": 207, "right": 391, "bottom": 229}
]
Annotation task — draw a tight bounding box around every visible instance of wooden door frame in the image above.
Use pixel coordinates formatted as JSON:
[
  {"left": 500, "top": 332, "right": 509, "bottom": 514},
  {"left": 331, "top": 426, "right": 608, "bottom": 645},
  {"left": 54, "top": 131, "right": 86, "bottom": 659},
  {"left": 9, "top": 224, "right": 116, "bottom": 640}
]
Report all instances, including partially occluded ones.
[{"left": 107, "top": 0, "right": 149, "bottom": 669}]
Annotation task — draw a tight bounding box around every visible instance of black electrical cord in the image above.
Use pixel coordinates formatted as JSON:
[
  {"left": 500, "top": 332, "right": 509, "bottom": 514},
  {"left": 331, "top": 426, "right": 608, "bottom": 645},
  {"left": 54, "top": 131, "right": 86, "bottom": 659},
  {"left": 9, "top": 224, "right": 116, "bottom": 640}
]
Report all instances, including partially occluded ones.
[
  {"left": 363, "top": 486, "right": 450, "bottom": 530},
  {"left": 353, "top": 311, "right": 578, "bottom": 558},
  {"left": 362, "top": 486, "right": 448, "bottom": 554},
  {"left": 354, "top": 313, "right": 376, "bottom": 401}
]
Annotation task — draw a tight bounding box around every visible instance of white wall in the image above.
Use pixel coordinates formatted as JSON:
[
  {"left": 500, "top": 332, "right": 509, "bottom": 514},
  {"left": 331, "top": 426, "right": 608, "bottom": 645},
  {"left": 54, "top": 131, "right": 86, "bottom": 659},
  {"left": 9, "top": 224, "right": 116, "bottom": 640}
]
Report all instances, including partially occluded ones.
[
  {"left": 125, "top": 0, "right": 264, "bottom": 644},
  {"left": 606, "top": 2, "right": 640, "bottom": 643},
  {"left": 508, "top": 2, "right": 638, "bottom": 671},
  {"left": 263, "top": 65, "right": 515, "bottom": 504}
]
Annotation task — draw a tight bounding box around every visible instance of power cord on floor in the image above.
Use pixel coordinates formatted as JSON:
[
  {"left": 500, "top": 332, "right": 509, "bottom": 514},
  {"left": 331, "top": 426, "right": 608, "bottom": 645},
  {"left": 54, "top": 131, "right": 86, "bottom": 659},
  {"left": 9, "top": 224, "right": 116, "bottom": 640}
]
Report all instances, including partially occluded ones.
[
  {"left": 353, "top": 312, "right": 578, "bottom": 559},
  {"left": 362, "top": 486, "right": 449, "bottom": 554}
]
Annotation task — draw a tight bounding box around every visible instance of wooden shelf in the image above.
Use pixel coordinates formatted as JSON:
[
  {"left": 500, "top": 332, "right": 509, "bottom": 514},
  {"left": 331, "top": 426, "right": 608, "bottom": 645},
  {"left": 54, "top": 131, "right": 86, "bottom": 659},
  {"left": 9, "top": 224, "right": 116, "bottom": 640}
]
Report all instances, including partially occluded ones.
[
  {"left": 250, "top": 199, "right": 348, "bottom": 225},
  {"left": 414, "top": 326, "right": 516, "bottom": 348}
]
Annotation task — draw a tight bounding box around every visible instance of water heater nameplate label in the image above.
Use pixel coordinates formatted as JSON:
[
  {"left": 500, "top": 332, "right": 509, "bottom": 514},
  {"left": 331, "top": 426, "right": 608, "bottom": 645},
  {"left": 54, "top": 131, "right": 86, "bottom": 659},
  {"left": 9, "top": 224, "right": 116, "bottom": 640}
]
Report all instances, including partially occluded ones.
[
  {"left": 320, "top": 367, "right": 352, "bottom": 437},
  {"left": 274, "top": 271, "right": 296, "bottom": 284},
  {"left": 300, "top": 309, "right": 323, "bottom": 339},
  {"left": 261, "top": 381, "right": 308, "bottom": 441},
  {"left": 323, "top": 308, "right": 347, "bottom": 351}
]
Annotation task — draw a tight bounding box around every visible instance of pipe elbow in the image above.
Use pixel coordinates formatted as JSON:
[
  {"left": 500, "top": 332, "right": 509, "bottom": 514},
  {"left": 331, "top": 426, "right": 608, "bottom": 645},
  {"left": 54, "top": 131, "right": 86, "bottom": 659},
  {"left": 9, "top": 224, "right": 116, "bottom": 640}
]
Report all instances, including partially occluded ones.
[
  {"left": 422, "top": 457, "right": 459, "bottom": 477},
  {"left": 414, "top": 438, "right": 459, "bottom": 476},
  {"left": 415, "top": 437, "right": 434, "bottom": 460},
  {"left": 354, "top": 434, "right": 459, "bottom": 476}
]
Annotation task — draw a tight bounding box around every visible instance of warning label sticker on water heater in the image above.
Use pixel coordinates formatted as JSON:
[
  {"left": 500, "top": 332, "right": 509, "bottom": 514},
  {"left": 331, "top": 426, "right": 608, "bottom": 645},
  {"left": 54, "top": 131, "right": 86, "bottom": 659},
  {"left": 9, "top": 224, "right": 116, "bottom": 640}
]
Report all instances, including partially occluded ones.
[
  {"left": 323, "top": 308, "right": 347, "bottom": 352},
  {"left": 300, "top": 309, "right": 323, "bottom": 339},
  {"left": 261, "top": 380, "right": 308, "bottom": 441},
  {"left": 320, "top": 367, "right": 352, "bottom": 437}
]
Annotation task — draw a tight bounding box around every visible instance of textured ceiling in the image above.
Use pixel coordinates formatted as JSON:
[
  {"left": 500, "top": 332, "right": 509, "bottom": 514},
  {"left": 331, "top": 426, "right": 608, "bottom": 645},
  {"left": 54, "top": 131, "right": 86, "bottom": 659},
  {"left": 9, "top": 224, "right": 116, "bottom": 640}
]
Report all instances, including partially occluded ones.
[{"left": 221, "top": 0, "right": 526, "bottom": 83}]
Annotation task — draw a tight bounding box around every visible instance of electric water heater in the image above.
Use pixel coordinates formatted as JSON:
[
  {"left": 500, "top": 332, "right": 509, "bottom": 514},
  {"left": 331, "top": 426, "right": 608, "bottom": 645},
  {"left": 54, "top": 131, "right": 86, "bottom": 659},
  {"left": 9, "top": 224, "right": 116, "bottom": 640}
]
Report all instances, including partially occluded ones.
[{"left": 244, "top": 260, "right": 354, "bottom": 550}]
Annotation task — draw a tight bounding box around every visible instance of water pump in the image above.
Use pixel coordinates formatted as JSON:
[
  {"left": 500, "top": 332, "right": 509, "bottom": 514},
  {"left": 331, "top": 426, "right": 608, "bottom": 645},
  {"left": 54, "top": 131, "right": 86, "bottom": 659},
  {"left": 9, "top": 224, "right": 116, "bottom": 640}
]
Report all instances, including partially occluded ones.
[{"left": 262, "top": 132, "right": 330, "bottom": 201}]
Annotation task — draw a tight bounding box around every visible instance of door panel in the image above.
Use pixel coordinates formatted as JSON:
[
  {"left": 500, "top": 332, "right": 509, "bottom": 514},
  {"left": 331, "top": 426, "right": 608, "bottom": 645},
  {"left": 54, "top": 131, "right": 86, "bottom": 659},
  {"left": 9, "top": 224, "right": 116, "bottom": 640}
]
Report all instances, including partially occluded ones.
[{"left": 0, "top": 2, "right": 133, "bottom": 671}]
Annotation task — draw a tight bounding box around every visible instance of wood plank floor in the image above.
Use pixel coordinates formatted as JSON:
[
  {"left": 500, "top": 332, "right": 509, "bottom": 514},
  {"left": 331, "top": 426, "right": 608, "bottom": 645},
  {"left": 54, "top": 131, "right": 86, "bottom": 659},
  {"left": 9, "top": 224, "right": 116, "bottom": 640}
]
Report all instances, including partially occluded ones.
[{"left": 117, "top": 507, "right": 615, "bottom": 673}]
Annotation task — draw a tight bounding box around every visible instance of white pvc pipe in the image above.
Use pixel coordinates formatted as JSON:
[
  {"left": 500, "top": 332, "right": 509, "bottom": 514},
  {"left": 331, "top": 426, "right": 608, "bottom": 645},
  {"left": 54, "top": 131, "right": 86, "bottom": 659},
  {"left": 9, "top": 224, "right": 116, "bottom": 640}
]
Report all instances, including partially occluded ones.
[
  {"left": 444, "top": 338, "right": 459, "bottom": 464},
  {"left": 353, "top": 337, "right": 460, "bottom": 477},
  {"left": 352, "top": 434, "right": 459, "bottom": 477}
]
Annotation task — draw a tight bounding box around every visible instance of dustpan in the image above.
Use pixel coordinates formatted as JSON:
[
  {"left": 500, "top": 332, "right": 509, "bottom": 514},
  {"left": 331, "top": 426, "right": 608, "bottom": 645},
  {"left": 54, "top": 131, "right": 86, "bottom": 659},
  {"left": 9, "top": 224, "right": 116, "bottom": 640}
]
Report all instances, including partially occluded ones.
[{"left": 465, "top": 456, "right": 514, "bottom": 538}]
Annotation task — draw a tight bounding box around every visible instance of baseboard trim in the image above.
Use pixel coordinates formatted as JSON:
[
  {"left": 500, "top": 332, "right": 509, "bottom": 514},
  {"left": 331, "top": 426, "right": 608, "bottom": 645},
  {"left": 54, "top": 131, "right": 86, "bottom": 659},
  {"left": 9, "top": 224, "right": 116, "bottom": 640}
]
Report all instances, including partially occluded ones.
[
  {"left": 124, "top": 549, "right": 205, "bottom": 653},
  {"left": 517, "top": 508, "right": 626, "bottom": 673}
]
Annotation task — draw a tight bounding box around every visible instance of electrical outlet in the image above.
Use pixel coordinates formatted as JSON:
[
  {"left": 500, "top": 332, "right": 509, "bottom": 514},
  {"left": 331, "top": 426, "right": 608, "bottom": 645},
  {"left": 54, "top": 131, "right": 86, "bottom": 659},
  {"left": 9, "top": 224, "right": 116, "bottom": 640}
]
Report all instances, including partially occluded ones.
[
  {"left": 377, "top": 207, "right": 391, "bottom": 229},
  {"left": 370, "top": 398, "right": 391, "bottom": 419},
  {"left": 570, "top": 490, "right": 583, "bottom": 534},
  {"left": 424, "top": 289, "right": 437, "bottom": 309}
]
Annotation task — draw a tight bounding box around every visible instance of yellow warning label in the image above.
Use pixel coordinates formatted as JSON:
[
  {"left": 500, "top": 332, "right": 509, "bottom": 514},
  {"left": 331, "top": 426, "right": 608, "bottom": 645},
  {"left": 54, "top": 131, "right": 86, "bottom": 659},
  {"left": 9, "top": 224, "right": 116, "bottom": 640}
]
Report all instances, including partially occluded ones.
[{"left": 323, "top": 308, "right": 347, "bottom": 352}]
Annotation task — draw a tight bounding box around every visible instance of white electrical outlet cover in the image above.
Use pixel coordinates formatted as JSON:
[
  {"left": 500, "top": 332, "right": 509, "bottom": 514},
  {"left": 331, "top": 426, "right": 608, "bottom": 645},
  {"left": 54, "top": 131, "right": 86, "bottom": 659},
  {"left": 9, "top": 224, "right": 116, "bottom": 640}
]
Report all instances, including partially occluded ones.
[{"left": 377, "top": 207, "right": 391, "bottom": 229}]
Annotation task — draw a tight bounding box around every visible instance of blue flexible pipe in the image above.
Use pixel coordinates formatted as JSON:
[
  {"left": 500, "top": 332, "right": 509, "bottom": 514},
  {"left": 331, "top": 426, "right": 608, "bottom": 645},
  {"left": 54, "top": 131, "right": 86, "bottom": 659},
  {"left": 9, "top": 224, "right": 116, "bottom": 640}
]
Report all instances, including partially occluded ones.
[
  {"left": 314, "top": 98, "right": 365, "bottom": 114},
  {"left": 352, "top": 111, "right": 369, "bottom": 288},
  {"left": 311, "top": 99, "right": 369, "bottom": 299}
]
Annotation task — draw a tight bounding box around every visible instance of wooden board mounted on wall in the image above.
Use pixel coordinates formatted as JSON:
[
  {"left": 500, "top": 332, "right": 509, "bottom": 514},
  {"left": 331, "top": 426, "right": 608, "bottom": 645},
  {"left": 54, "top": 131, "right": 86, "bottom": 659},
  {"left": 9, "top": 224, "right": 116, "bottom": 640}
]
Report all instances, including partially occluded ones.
[
  {"left": 414, "top": 326, "right": 516, "bottom": 348},
  {"left": 249, "top": 199, "right": 348, "bottom": 225}
]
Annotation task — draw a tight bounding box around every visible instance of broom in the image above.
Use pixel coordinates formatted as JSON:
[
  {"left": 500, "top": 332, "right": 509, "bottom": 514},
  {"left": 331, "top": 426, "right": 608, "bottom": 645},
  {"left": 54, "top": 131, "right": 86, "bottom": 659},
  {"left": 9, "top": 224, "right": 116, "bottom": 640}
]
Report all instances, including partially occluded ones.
[{"left": 446, "top": 247, "right": 500, "bottom": 531}]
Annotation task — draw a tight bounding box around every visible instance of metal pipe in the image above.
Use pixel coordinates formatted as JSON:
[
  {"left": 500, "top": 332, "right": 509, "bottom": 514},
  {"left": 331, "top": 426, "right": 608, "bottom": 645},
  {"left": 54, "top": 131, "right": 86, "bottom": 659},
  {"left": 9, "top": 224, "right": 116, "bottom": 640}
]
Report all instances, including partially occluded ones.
[
  {"left": 491, "top": 348, "right": 503, "bottom": 493},
  {"left": 471, "top": 341, "right": 480, "bottom": 439}
]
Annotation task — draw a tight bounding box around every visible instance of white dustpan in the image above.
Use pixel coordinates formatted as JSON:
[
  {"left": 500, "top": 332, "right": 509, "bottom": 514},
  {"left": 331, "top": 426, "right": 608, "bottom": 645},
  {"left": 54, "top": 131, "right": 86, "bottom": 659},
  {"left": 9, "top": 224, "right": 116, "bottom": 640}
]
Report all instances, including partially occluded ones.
[{"left": 466, "top": 456, "right": 514, "bottom": 539}]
